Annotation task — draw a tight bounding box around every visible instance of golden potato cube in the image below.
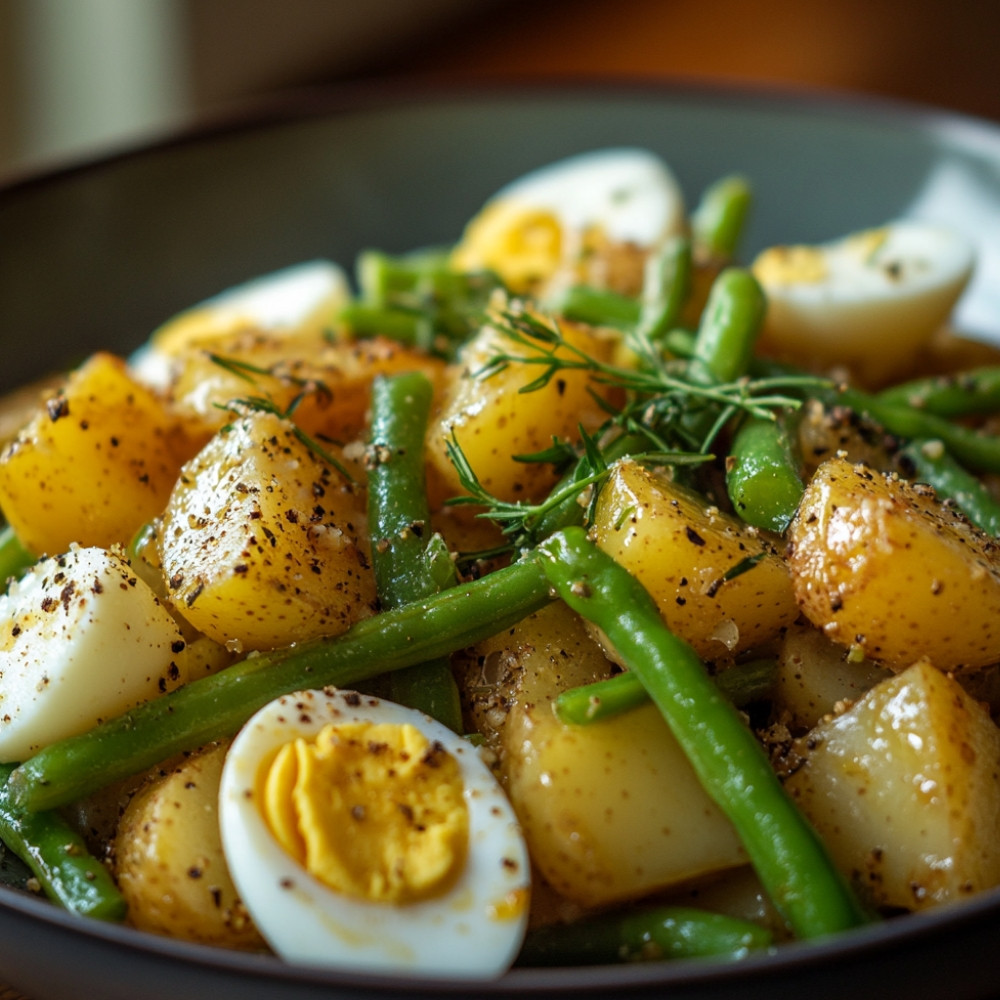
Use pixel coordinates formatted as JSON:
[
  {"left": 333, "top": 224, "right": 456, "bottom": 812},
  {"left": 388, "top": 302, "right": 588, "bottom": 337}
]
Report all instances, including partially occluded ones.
[
  {"left": 112, "top": 743, "right": 266, "bottom": 950},
  {"left": 426, "top": 315, "right": 616, "bottom": 506},
  {"left": 0, "top": 352, "right": 189, "bottom": 554},
  {"left": 158, "top": 409, "right": 376, "bottom": 650},
  {"left": 785, "top": 659, "right": 1000, "bottom": 911},
  {"left": 788, "top": 455, "right": 1000, "bottom": 670},
  {"left": 469, "top": 603, "right": 748, "bottom": 908},
  {"left": 166, "top": 333, "right": 444, "bottom": 447},
  {"left": 592, "top": 458, "right": 798, "bottom": 659},
  {"left": 773, "top": 624, "right": 891, "bottom": 733}
]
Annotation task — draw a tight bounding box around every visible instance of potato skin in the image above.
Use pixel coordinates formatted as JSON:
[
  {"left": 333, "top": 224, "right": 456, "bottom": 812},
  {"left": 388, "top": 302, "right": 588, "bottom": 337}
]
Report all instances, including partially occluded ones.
[
  {"left": 167, "top": 333, "right": 445, "bottom": 447},
  {"left": 785, "top": 660, "right": 1000, "bottom": 911},
  {"left": 592, "top": 458, "right": 798, "bottom": 658},
  {"left": 787, "top": 455, "right": 1000, "bottom": 670},
  {"left": 112, "top": 743, "right": 266, "bottom": 950},
  {"left": 426, "top": 315, "right": 615, "bottom": 506},
  {"left": 0, "top": 353, "right": 189, "bottom": 554},
  {"left": 159, "top": 409, "right": 376, "bottom": 651},
  {"left": 465, "top": 603, "right": 747, "bottom": 909}
]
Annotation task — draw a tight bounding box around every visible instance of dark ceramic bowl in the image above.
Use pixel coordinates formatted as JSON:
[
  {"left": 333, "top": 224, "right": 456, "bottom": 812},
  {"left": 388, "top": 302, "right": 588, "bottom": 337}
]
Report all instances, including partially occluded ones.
[{"left": 2, "top": 80, "right": 1000, "bottom": 1000}]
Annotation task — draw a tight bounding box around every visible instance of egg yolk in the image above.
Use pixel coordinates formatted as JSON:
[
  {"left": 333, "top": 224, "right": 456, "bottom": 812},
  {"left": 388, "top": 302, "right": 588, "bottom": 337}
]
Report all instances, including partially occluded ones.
[
  {"left": 450, "top": 201, "right": 563, "bottom": 293},
  {"left": 260, "top": 721, "right": 469, "bottom": 905},
  {"left": 753, "top": 244, "right": 829, "bottom": 286}
]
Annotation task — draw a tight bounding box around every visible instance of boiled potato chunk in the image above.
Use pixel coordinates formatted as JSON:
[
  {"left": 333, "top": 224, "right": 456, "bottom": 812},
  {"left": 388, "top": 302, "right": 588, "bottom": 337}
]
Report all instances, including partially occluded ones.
[
  {"left": 785, "top": 660, "right": 1000, "bottom": 911},
  {"left": 788, "top": 455, "right": 1000, "bottom": 670},
  {"left": 159, "top": 409, "right": 376, "bottom": 650},
  {"left": 164, "top": 334, "right": 444, "bottom": 447},
  {"left": 0, "top": 353, "right": 189, "bottom": 554},
  {"left": 426, "top": 313, "right": 615, "bottom": 505},
  {"left": 592, "top": 458, "right": 798, "bottom": 658},
  {"left": 472, "top": 602, "right": 748, "bottom": 908},
  {"left": 112, "top": 742, "right": 266, "bottom": 949},
  {"left": 773, "top": 624, "right": 891, "bottom": 733}
]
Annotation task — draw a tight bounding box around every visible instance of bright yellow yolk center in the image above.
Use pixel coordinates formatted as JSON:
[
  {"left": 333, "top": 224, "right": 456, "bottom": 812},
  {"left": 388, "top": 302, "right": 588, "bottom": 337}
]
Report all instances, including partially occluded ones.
[
  {"left": 753, "top": 244, "right": 829, "bottom": 286},
  {"left": 260, "top": 721, "right": 469, "bottom": 905},
  {"left": 450, "top": 201, "right": 563, "bottom": 293}
]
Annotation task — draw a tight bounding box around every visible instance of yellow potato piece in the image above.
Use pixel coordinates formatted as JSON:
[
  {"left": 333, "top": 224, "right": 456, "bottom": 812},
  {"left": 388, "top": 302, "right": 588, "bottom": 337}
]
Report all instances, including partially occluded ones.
[
  {"left": 785, "top": 660, "right": 1000, "bottom": 911},
  {"left": 788, "top": 455, "right": 1000, "bottom": 670},
  {"left": 166, "top": 333, "right": 445, "bottom": 447},
  {"left": 592, "top": 459, "right": 798, "bottom": 659},
  {"left": 159, "top": 409, "right": 376, "bottom": 650},
  {"left": 112, "top": 743, "right": 266, "bottom": 950},
  {"left": 0, "top": 352, "right": 189, "bottom": 554},
  {"left": 426, "top": 314, "right": 615, "bottom": 506},
  {"left": 469, "top": 603, "right": 748, "bottom": 908}
]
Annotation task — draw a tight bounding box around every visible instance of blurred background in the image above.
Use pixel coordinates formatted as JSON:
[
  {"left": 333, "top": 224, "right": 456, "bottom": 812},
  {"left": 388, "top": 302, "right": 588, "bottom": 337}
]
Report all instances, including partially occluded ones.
[{"left": 1, "top": 0, "right": 999, "bottom": 179}]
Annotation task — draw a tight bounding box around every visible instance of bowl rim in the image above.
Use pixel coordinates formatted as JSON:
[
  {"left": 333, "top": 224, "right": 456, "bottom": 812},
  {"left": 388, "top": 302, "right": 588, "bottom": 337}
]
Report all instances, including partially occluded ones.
[{"left": 3, "top": 72, "right": 1000, "bottom": 196}]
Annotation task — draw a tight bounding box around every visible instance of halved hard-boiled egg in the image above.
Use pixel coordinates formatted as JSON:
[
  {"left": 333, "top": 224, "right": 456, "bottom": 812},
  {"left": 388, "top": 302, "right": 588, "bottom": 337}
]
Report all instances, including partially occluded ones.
[
  {"left": 753, "top": 221, "right": 976, "bottom": 386},
  {"left": 219, "top": 687, "right": 531, "bottom": 979},
  {"left": 0, "top": 545, "right": 187, "bottom": 762},
  {"left": 130, "top": 260, "right": 350, "bottom": 389},
  {"left": 451, "top": 147, "right": 686, "bottom": 294}
]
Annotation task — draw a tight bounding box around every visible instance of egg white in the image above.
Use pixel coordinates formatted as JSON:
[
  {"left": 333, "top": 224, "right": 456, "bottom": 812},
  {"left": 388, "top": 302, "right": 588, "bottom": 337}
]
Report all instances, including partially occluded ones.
[
  {"left": 130, "top": 260, "right": 349, "bottom": 389},
  {"left": 754, "top": 220, "right": 976, "bottom": 384},
  {"left": 487, "top": 146, "right": 686, "bottom": 249},
  {"left": 218, "top": 688, "right": 531, "bottom": 980},
  {"left": 0, "top": 546, "right": 187, "bottom": 762}
]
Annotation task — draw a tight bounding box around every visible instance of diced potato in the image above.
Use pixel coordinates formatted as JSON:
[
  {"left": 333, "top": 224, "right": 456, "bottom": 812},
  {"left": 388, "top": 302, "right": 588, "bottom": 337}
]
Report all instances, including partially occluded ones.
[
  {"left": 796, "top": 398, "right": 894, "bottom": 478},
  {"left": 112, "top": 742, "right": 266, "bottom": 950},
  {"left": 165, "top": 334, "right": 445, "bottom": 447},
  {"left": 465, "top": 602, "right": 748, "bottom": 909},
  {"left": 592, "top": 458, "right": 798, "bottom": 659},
  {"left": 787, "top": 455, "right": 1000, "bottom": 670},
  {"left": 0, "top": 353, "right": 190, "bottom": 554},
  {"left": 773, "top": 624, "right": 892, "bottom": 733},
  {"left": 426, "top": 313, "right": 616, "bottom": 506},
  {"left": 785, "top": 660, "right": 1000, "bottom": 911},
  {"left": 158, "top": 409, "right": 376, "bottom": 651}
]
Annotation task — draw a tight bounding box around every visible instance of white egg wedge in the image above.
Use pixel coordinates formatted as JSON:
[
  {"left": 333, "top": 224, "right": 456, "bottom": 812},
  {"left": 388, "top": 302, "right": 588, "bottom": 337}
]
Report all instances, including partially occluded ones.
[
  {"left": 752, "top": 221, "right": 976, "bottom": 386},
  {"left": 0, "top": 546, "right": 187, "bottom": 761},
  {"left": 130, "top": 260, "right": 350, "bottom": 389},
  {"left": 451, "top": 147, "right": 686, "bottom": 292},
  {"left": 219, "top": 688, "right": 531, "bottom": 980}
]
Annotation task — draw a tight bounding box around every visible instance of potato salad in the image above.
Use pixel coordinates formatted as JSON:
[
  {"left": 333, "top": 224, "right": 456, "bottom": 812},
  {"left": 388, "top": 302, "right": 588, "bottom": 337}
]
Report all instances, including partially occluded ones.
[{"left": 1, "top": 147, "right": 1000, "bottom": 979}]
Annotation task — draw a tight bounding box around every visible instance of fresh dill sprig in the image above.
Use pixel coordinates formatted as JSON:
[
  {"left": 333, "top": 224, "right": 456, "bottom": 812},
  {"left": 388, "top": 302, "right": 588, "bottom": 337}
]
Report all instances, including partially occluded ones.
[
  {"left": 481, "top": 308, "right": 827, "bottom": 453},
  {"left": 208, "top": 354, "right": 354, "bottom": 482}
]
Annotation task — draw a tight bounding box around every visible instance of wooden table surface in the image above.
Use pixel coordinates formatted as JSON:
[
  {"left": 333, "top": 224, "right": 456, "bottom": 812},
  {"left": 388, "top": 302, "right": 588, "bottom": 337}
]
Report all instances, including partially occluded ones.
[{"left": 3, "top": 2, "right": 997, "bottom": 997}]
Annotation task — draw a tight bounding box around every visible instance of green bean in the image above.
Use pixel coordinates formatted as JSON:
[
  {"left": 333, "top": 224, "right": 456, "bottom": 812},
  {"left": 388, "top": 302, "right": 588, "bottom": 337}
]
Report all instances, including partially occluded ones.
[
  {"left": 541, "top": 285, "right": 640, "bottom": 331},
  {"left": 367, "top": 372, "right": 463, "bottom": 730},
  {"left": 356, "top": 247, "right": 453, "bottom": 303},
  {"left": 554, "top": 658, "right": 777, "bottom": 726},
  {"left": 840, "top": 387, "right": 1000, "bottom": 473},
  {"left": 681, "top": 267, "right": 767, "bottom": 447},
  {"left": 877, "top": 366, "right": 1000, "bottom": 418},
  {"left": 635, "top": 235, "right": 693, "bottom": 345},
  {"left": 691, "top": 175, "right": 753, "bottom": 262},
  {"left": 518, "top": 904, "right": 772, "bottom": 966},
  {"left": 9, "top": 557, "right": 554, "bottom": 813},
  {"left": 535, "top": 527, "right": 868, "bottom": 940},
  {"left": 344, "top": 248, "right": 501, "bottom": 357},
  {"left": 337, "top": 302, "right": 427, "bottom": 345},
  {"left": 897, "top": 438, "right": 1000, "bottom": 536},
  {"left": 0, "top": 525, "right": 35, "bottom": 587},
  {"left": 725, "top": 414, "right": 805, "bottom": 533},
  {"left": 689, "top": 268, "right": 767, "bottom": 386},
  {"left": 0, "top": 764, "right": 125, "bottom": 920}
]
